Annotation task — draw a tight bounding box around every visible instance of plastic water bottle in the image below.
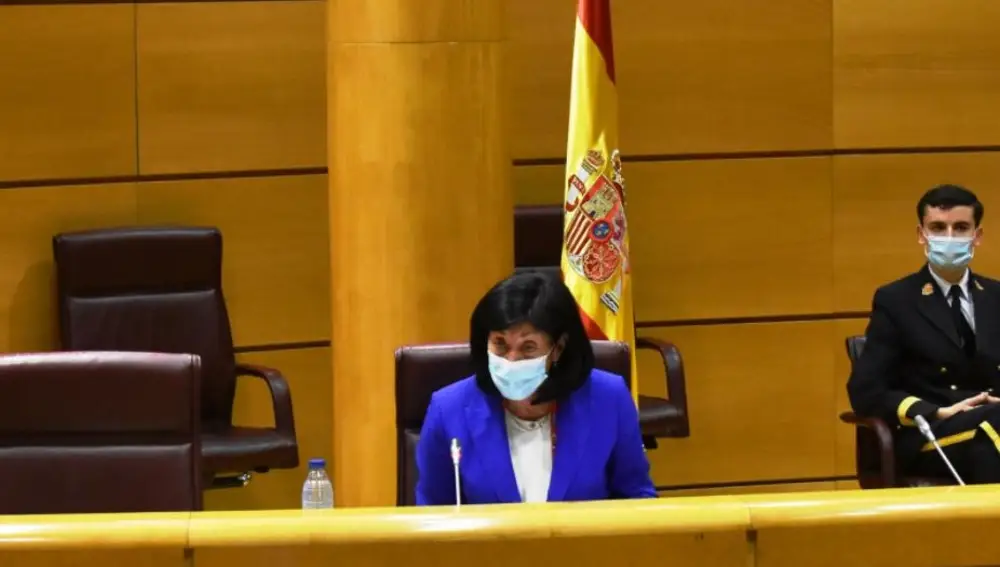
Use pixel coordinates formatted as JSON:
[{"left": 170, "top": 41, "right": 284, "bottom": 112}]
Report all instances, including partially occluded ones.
[{"left": 301, "top": 458, "right": 334, "bottom": 509}]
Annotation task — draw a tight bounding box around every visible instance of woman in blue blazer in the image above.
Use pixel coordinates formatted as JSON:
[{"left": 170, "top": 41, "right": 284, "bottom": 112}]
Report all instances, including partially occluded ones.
[{"left": 416, "top": 272, "right": 656, "bottom": 505}]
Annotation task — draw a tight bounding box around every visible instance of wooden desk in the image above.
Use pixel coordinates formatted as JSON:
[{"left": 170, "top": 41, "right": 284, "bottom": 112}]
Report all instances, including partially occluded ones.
[
  {"left": 0, "top": 512, "right": 189, "bottom": 566},
  {"left": 191, "top": 499, "right": 750, "bottom": 567},
  {"left": 2, "top": 488, "right": 1000, "bottom": 567},
  {"left": 745, "top": 486, "right": 1000, "bottom": 567}
]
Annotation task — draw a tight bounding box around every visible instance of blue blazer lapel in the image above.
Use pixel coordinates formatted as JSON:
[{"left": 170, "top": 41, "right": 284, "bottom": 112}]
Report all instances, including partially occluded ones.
[
  {"left": 466, "top": 393, "right": 521, "bottom": 503},
  {"left": 547, "top": 381, "right": 593, "bottom": 501}
]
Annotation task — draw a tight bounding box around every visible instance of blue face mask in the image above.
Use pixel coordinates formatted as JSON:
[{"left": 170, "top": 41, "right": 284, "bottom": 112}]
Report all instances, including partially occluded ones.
[
  {"left": 925, "top": 234, "right": 974, "bottom": 269},
  {"left": 487, "top": 350, "right": 550, "bottom": 401}
]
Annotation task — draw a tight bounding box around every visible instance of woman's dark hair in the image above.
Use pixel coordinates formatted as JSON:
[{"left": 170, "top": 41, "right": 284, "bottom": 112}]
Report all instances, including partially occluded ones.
[{"left": 469, "top": 271, "right": 595, "bottom": 404}]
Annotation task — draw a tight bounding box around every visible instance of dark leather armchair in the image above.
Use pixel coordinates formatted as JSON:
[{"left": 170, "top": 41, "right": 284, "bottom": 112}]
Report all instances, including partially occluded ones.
[
  {"left": 52, "top": 226, "right": 298, "bottom": 489},
  {"left": 839, "top": 335, "right": 952, "bottom": 488},
  {"left": 514, "top": 204, "right": 690, "bottom": 444},
  {"left": 0, "top": 351, "right": 202, "bottom": 514},
  {"left": 394, "top": 340, "right": 631, "bottom": 506}
]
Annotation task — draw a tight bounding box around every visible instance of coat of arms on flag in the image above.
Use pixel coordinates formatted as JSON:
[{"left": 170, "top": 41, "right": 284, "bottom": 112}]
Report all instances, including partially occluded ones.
[{"left": 563, "top": 148, "right": 629, "bottom": 315}]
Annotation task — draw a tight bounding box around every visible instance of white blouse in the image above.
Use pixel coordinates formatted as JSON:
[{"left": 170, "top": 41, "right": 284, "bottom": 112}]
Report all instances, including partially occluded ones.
[{"left": 504, "top": 411, "right": 553, "bottom": 503}]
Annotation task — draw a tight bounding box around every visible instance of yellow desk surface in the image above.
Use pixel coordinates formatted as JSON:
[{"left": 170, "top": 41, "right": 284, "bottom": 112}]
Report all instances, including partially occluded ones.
[{"left": 2, "top": 487, "right": 1000, "bottom": 567}]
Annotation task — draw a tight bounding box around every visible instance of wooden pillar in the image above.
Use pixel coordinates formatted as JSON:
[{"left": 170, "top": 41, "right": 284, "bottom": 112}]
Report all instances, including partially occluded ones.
[{"left": 327, "top": 0, "right": 511, "bottom": 507}]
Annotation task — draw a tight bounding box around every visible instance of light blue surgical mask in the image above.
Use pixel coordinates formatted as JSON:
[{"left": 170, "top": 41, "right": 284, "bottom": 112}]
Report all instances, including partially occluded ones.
[
  {"left": 487, "top": 350, "right": 550, "bottom": 401},
  {"left": 925, "top": 233, "right": 975, "bottom": 270}
]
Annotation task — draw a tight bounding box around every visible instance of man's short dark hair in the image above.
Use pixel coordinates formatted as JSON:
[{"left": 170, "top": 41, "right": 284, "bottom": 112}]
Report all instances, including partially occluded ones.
[
  {"left": 917, "top": 184, "right": 984, "bottom": 226},
  {"left": 469, "top": 271, "right": 594, "bottom": 404}
]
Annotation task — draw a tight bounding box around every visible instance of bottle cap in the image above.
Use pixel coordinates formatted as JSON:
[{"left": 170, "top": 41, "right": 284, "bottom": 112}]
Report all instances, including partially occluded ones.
[{"left": 308, "top": 458, "right": 326, "bottom": 469}]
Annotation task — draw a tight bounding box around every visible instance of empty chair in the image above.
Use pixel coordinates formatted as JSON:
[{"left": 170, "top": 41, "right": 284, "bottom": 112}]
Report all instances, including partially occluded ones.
[
  {"left": 0, "top": 351, "right": 202, "bottom": 514},
  {"left": 52, "top": 226, "right": 298, "bottom": 489}
]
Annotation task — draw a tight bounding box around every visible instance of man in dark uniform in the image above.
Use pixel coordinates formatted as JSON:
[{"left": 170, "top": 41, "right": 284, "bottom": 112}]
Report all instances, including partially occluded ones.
[{"left": 848, "top": 184, "right": 1000, "bottom": 484}]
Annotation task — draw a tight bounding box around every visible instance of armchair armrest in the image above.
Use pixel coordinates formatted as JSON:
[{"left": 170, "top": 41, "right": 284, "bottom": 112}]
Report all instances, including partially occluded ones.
[
  {"left": 235, "top": 363, "right": 296, "bottom": 437},
  {"left": 839, "top": 411, "right": 896, "bottom": 488},
  {"left": 635, "top": 336, "right": 690, "bottom": 438}
]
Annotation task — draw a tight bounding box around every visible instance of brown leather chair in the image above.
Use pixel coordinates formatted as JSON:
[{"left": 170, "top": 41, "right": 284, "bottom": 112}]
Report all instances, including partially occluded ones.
[
  {"left": 52, "top": 226, "right": 298, "bottom": 489},
  {"left": 394, "top": 339, "right": 631, "bottom": 506},
  {"left": 839, "top": 335, "right": 953, "bottom": 488},
  {"left": 514, "top": 204, "right": 690, "bottom": 444},
  {"left": 0, "top": 351, "right": 202, "bottom": 514}
]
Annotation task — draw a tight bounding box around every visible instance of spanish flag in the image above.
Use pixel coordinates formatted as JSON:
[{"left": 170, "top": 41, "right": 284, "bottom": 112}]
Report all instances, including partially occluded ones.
[{"left": 560, "top": 0, "right": 638, "bottom": 399}]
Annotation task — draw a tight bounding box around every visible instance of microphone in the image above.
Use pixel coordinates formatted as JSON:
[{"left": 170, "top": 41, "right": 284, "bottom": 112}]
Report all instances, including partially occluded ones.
[
  {"left": 450, "top": 438, "right": 463, "bottom": 508},
  {"left": 914, "top": 415, "right": 966, "bottom": 486}
]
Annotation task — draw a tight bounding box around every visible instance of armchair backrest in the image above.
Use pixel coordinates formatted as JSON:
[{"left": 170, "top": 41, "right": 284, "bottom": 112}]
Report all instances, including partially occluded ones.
[
  {"left": 53, "top": 226, "right": 236, "bottom": 427},
  {"left": 844, "top": 334, "right": 886, "bottom": 484},
  {"left": 514, "top": 205, "right": 563, "bottom": 279},
  {"left": 393, "top": 340, "right": 630, "bottom": 505},
  {"left": 0, "top": 351, "right": 202, "bottom": 514}
]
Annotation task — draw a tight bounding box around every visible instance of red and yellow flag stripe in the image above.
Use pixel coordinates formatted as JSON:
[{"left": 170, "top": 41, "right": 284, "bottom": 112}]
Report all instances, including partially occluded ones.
[{"left": 560, "top": 0, "right": 638, "bottom": 401}]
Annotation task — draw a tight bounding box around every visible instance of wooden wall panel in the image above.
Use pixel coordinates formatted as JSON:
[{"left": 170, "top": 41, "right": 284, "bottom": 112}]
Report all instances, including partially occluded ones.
[
  {"left": 136, "top": 1, "right": 326, "bottom": 174},
  {"left": 512, "top": 164, "right": 563, "bottom": 206},
  {"left": 506, "top": 0, "right": 832, "bottom": 159},
  {"left": 616, "top": 0, "right": 832, "bottom": 155},
  {"left": 629, "top": 157, "right": 833, "bottom": 322},
  {"left": 0, "top": 5, "right": 136, "bottom": 182},
  {"left": 834, "top": 0, "right": 1000, "bottom": 149},
  {"left": 833, "top": 153, "right": 1000, "bottom": 312},
  {"left": 642, "top": 321, "right": 838, "bottom": 487},
  {"left": 136, "top": 175, "right": 330, "bottom": 347},
  {"left": 505, "top": 0, "right": 576, "bottom": 160},
  {"left": 203, "top": 347, "right": 331, "bottom": 511},
  {"left": 0, "top": 184, "right": 137, "bottom": 353}
]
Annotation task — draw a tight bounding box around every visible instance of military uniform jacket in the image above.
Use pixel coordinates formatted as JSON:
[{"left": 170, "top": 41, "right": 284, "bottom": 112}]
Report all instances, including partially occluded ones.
[{"left": 848, "top": 265, "right": 1000, "bottom": 457}]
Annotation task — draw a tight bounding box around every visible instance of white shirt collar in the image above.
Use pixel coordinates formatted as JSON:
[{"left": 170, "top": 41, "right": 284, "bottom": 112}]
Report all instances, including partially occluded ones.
[{"left": 928, "top": 265, "right": 971, "bottom": 299}]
